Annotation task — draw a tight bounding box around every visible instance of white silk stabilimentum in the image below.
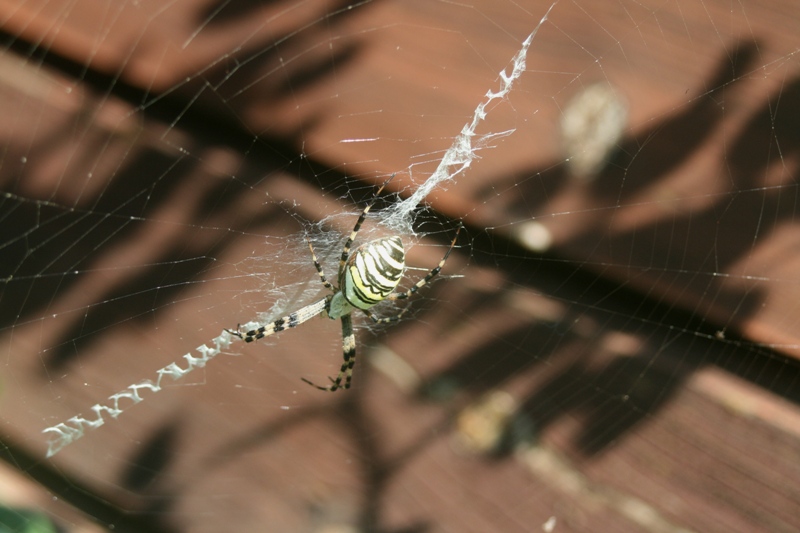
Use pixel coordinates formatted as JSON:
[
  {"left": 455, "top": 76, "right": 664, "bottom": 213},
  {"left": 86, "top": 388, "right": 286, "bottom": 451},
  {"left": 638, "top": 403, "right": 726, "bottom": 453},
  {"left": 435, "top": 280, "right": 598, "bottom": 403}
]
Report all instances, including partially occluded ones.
[{"left": 42, "top": 3, "right": 557, "bottom": 458}]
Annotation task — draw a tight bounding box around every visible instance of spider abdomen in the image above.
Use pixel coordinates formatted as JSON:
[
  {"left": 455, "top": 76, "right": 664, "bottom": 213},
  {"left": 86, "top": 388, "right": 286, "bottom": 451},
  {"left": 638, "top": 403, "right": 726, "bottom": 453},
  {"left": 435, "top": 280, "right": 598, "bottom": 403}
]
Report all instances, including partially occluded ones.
[{"left": 342, "top": 236, "right": 405, "bottom": 310}]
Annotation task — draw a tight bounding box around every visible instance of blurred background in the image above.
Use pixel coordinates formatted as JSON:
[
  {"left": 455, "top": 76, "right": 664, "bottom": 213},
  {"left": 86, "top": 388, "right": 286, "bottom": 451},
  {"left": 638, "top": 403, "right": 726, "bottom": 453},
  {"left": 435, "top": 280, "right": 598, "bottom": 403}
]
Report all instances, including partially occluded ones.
[{"left": 0, "top": 1, "right": 798, "bottom": 531}]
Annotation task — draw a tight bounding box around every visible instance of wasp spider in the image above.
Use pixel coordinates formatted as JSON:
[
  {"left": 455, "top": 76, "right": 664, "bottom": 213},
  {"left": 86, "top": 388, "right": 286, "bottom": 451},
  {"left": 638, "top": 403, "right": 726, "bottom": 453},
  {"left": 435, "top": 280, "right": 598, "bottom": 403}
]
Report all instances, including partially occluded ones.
[{"left": 227, "top": 179, "right": 461, "bottom": 392}]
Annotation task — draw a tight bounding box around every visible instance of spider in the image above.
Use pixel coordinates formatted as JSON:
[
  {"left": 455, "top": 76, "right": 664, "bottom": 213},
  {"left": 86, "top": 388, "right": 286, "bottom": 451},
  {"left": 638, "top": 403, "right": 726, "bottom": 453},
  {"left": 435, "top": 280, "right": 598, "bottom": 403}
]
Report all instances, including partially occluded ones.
[{"left": 227, "top": 179, "right": 461, "bottom": 392}]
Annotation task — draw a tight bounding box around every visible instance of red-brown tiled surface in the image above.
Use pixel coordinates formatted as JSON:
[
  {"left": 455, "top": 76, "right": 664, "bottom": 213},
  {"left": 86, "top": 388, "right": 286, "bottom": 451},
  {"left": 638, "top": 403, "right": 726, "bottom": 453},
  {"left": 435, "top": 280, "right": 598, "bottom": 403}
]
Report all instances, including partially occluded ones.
[{"left": 0, "top": 1, "right": 798, "bottom": 532}]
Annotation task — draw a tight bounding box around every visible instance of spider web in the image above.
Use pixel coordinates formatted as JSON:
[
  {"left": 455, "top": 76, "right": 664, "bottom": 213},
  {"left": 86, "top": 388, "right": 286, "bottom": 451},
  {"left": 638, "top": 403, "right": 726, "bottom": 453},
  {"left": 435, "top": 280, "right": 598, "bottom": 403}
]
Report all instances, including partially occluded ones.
[{"left": 0, "top": 1, "right": 799, "bottom": 532}]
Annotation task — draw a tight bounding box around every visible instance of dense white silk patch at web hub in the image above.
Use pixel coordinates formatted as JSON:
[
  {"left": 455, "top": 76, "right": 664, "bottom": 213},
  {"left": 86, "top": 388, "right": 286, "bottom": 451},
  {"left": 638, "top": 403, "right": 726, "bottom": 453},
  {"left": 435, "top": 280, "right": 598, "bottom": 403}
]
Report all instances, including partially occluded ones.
[{"left": 40, "top": 4, "right": 556, "bottom": 458}]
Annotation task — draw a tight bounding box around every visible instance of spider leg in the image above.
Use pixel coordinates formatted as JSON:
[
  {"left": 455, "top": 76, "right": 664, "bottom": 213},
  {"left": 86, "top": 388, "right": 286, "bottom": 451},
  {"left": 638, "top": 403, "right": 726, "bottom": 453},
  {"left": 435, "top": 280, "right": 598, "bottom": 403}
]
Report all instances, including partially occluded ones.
[
  {"left": 306, "top": 235, "right": 335, "bottom": 291},
  {"left": 226, "top": 298, "right": 328, "bottom": 343},
  {"left": 339, "top": 175, "right": 395, "bottom": 272},
  {"left": 386, "top": 223, "right": 461, "bottom": 302},
  {"left": 302, "top": 313, "right": 355, "bottom": 392}
]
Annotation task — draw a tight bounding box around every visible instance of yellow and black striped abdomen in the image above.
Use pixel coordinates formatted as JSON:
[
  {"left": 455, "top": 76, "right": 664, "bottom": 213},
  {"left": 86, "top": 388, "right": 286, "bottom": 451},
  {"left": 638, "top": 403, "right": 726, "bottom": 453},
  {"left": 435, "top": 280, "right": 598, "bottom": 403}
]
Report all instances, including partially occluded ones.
[{"left": 342, "top": 236, "right": 405, "bottom": 310}]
